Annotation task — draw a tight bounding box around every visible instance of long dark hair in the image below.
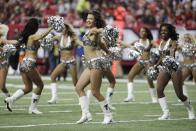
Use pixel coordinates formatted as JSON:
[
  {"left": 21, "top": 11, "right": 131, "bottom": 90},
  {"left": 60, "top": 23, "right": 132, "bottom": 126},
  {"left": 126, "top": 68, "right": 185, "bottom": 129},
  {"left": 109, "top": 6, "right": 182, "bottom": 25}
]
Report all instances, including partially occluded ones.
[
  {"left": 142, "top": 27, "right": 153, "bottom": 41},
  {"left": 88, "top": 10, "right": 106, "bottom": 28},
  {"left": 18, "top": 18, "right": 39, "bottom": 44},
  {"left": 159, "top": 23, "right": 179, "bottom": 41}
]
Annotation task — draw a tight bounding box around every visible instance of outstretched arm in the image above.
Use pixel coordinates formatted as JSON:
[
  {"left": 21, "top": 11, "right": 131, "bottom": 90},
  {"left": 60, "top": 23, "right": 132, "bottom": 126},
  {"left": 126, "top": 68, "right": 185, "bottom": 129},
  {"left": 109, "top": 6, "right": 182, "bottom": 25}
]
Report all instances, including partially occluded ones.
[
  {"left": 0, "top": 39, "right": 18, "bottom": 45},
  {"left": 33, "top": 27, "right": 53, "bottom": 41}
]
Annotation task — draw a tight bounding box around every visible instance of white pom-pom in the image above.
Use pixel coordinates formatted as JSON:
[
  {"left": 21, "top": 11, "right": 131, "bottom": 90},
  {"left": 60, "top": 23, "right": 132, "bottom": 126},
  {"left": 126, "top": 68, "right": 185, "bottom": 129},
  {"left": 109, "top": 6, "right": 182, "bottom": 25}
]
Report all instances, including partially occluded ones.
[
  {"left": 47, "top": 16, "right": 65, "bottom": 32},
  {"left": 129, "top": 49, "right": 140, "bottom": 60}
]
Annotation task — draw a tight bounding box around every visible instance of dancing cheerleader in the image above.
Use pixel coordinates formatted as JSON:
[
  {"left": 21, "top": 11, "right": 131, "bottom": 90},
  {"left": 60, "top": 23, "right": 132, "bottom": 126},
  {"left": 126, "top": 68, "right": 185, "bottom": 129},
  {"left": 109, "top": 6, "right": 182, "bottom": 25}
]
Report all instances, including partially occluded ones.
[
  {"left": 0, "top": 24, "right": 17, "bottom": 100},
  {"left": 155, "top": 23, "right": 195, "bottom": 120},
  {"left": 178, "top": 33, "right": 196, "bottom": 98},
  {"left": 47, "top": 23, "right": 78, "bottom": 104},
  {"left": 85, "top": 25, "right": 120, "bottom": 110},
  {"left": 122, "top": 27, "right": 158, "bottom": 103},
  {"left": 5, "top": 18, "right": 54, "bottom": 114},
  {"left": 75, "top": 10, "right": 113, "bottom": 124}
]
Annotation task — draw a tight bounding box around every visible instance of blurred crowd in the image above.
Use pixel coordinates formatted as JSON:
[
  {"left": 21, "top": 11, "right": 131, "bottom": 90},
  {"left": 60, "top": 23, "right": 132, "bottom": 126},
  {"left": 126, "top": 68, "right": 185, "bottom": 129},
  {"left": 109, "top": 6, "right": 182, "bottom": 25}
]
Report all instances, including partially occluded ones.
[
  {"left": 1, "top": 0, "right": 196, "bottom": 76},
  {"left": 0, "top": 0, "right": 196, "bottom": 37}
]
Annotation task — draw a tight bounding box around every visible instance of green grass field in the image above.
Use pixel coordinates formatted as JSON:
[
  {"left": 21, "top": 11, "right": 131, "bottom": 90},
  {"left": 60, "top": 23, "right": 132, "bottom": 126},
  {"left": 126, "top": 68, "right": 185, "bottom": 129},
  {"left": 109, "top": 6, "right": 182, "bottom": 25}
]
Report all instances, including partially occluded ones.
[{"left": 0, "top": 76, "right": 195, "bottom": 131}]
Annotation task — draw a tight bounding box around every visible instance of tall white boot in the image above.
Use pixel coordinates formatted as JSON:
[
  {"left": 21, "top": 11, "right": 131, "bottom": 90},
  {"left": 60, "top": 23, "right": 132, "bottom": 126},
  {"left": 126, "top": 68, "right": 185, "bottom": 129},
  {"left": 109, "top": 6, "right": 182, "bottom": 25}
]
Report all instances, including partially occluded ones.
[
  {"left": 183, "top": 85, "right": 189, "bottom": 97},
  {"left": 99, "top": 100, "right": 113, "bottom": 124},
  {"left": 106, "top": 87, "right": 115, "bottom": 110},
  {"left": 86, "top": 89, "right": 92, "bottom": 105},
  {"left": 124, "top": 82, "right": 135, "bottom": 102},
  {"left": 29, "top": 93, "right": 42, "bottom": 114},
  {"left": 2, "top": 92, "right": 10, "bottom": 99},
  {"left": 76, "top": 96, "right": 92, "bottom": 124},
  {"left": 48, "top": 83, "right": 58, "bottom": 104},
  {"left": 149, "top": 88, "right": 158, "bottom": 103},
  {"left": 5, "top": 89, "right": 24, "bottom": 112},
  {"left": 183, "top": 99, "right": 195, "bottom": 120},
  {"left": 158, "top": 97, "right": 170, "bottom": 120}
]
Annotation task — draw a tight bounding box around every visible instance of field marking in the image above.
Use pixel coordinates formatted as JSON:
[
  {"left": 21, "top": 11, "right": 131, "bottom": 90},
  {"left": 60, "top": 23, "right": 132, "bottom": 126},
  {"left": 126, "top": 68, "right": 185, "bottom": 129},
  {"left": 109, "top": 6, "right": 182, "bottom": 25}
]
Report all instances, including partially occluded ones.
[
  {"left": 0, "top": 117, "right": 189, "bottom": 128},
  {"left": 48, "top": 110, "right": 72, "bottom": 113},
  {"left": 144, "top": 114, "right": 161, "bottom": 117},
  {"left": 7, "top": 75, "right": 195, "bottom": 85},
  {"left": 0, "top": 100, "right": 196, "bottom": 109}
]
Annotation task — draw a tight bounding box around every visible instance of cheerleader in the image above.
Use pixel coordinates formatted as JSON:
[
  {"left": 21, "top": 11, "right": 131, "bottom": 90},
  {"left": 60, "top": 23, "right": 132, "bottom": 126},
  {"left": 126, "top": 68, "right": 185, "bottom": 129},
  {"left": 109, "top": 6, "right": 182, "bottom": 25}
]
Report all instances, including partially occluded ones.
[
  {"left": 0, "top": 24, "right": 17, "bottom": 100},
  {"left": 5, "top": 18, "right": 53, "bottom": 114},
  {"left": 123, "top": 27, "right": 158, "bottom": 103},
  {"left": 48, "top": 23, "right": 78, "bottom": 104},
  {"left": 155, "top": 23, "right": 195, "bottom": 120},
  {"left": 75, "top": 10, "right": 113, "bottom": 124},
  {"left": 180, "top": 33, "right": 196, "bottom": 97}
]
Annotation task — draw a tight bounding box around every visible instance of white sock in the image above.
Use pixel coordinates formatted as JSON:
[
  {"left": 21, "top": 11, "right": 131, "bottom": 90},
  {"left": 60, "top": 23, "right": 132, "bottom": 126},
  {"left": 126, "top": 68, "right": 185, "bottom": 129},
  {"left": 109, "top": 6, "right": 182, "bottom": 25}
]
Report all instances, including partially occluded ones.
[
  {"left": 149, "top": 88, "right": 157, "bottom": 101},
  {"left": 127, "top": 82, "right": 134, "bottom": 99},
  {"left": 86, "top": 90, "right": 92, "bottom": 103},
  {"left": 183, "top": 85, "right": 189, "bottom": 97},
  {"left": 158, "top": 97, "right": 169, "bottom": 113},
  {"left": 30, "top": 93, "right": 40, "bottom": 109},
  {"left": 11, "top": 89, "right": 24, "bottom": 101},
  {"left": 79, "top": 96, "right": 90, "bottom": 115},
  {"left": 183, "top": 99, "right": 192, "bottom": 110},
  {"left": 50, "top": 83, "right": 57, "bottom": 99},
  {"left": 99, "top": 100, "right": 111, "bottom": 116},
  {"left": 106, "top": 87, "right": 114, "bottom": 105},
  {"left": 2, "top": 92, "right": 10, "bottom": 98}
]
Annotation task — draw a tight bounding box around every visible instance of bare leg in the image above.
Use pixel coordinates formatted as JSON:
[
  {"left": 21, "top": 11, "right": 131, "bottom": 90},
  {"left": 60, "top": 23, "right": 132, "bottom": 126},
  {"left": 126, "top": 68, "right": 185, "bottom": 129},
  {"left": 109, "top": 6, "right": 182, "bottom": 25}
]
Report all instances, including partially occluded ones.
[
  {"left": 124, "top": 62, "right": 143, "bottom": 102},
  {"left": 48, "top": 63, "right": 66, "bottom": 103},
  {"left": 157, "top": 71, "right": 171, "bottom": 120}
]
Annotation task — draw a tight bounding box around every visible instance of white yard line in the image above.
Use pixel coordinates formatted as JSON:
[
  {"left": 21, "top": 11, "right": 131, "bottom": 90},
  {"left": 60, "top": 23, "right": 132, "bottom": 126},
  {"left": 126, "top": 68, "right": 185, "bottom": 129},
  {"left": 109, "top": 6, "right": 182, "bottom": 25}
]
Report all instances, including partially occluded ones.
[
  {"left": 7, "top": 75, "right": 195, "bottom": 85},
  {"left": 1, "top": 100, "right": 195, "bottom": 109},
  {"left": 48, "top": 110, "right": 72, "bottom": 113},
  {"left": 0, "top": 117, "right": 188, "bottom": 128}
]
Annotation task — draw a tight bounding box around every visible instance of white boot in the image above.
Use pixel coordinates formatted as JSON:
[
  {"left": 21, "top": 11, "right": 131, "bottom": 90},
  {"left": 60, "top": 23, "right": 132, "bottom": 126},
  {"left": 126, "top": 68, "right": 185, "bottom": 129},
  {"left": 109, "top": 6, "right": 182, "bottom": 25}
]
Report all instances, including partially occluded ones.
[
  {"left": 99, "top": 100, "right": 113, "bottom": 124},
  {"left": 48, "top": 83, "right": 58, "bottom": 104},
  {"left": 158, "top": 97, "right": 170, "bottom": 120},
  {"left": 124, "top": 82, "right": 135, "bottom": 102},
  {"left": 76, "top": 96, "right": 92, "bottom": 124},
  {"left": 5, "top": 89, "right": 24, "bottom": 112},
  {"left": 29, "top": 93, "right": 42, "bottom": 114},
  {"left": 183, "top": 99, "right": 195, "bottom": 120},
  {"left": 149, "top": 88, "right": 158, "bottom": 103},
  {"left": 86, "top": 89, "right": 92, "bottom": 105},
  {"left": 106, "top": 87, "right": 115, "bottom": 110},
  {"left": 178, "top": 85, "right": 189, "bottom": 102},
  {"left": 183, "top": 85, "right": 189, "bottom": 97},
  {"left": 2, "top": 92, "right": 10, "bottom": 99}
]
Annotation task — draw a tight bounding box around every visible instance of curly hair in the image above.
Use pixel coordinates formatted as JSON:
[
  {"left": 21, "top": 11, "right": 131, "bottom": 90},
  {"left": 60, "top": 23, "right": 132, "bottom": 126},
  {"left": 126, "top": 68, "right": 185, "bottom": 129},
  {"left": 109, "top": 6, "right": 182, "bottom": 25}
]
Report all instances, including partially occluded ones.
[
  {"left": 88, "top": 10, "right": 106, "bottom": 28},
  {"left": 141, "top": 27, "right": 153, "bottom": 41},
  {"left": 19, "top": 18, "right": 39, "bottom": 44},
  {"left": 159, "top": 23, "right": 179, "bottom": 41}
]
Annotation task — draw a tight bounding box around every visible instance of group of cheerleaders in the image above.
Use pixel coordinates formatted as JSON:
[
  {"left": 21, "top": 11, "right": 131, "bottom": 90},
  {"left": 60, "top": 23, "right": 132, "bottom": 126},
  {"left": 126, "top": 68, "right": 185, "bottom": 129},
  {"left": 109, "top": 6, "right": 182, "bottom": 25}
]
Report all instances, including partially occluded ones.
[{"left": 0, "top": 10, "right": 195, "bottom": 124}]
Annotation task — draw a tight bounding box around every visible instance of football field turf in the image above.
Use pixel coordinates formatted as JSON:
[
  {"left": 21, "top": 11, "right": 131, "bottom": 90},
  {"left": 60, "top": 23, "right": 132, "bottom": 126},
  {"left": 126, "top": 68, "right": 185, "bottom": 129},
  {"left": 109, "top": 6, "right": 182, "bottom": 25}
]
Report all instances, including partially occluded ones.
[{"left": 0, "top": 75, "right": 195, "bottom": 131}]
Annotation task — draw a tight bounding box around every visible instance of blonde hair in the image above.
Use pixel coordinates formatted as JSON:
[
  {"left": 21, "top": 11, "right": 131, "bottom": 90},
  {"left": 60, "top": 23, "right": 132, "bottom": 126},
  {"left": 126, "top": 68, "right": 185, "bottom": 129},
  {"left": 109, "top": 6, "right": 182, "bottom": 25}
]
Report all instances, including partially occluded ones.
[
  {"left": 0, "top": 24, "right": 9, "bottom": 37},
  {"left": 184, "top": 33, "right": 196, "bottom": 44}
]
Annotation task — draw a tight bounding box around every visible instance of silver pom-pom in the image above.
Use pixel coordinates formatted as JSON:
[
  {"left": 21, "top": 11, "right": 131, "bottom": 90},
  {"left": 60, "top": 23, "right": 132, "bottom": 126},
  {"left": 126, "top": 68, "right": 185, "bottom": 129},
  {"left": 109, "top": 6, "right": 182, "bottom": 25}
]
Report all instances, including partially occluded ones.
[
  {"left": 3, "top": 44, "right": 16, "bottom": 58},
  {"left": 103, "top": 25, "right": 119, "bottom": 47},
  {"left": 162, "top": 56, "right": 179, "bottom": 71},
  {"left": 149, "top": 48, "right": 160, "bottom": 64},
  {"left": 147, "top": 66, "right": 159, "bottom": 80},
  {"left": 0, "top": 52, "right": 6, "bottom": 59},
  {"left": 47, "top": 16, "right": 65, "bottom": 32},
  {"left": 134, "top": 42, "right": 145, "bottom": 53},
  {"left": 40, "top": 33, "right": 54, "bottom": 50},
  {"left": 129, "top": 49, "right": 140, "bottom": 60},
  {"left": 182, "top": 43, "right": 196, "bottom": 56},
  {"left": 108, "top": 47, "right": 122, "bottom": 60}
]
